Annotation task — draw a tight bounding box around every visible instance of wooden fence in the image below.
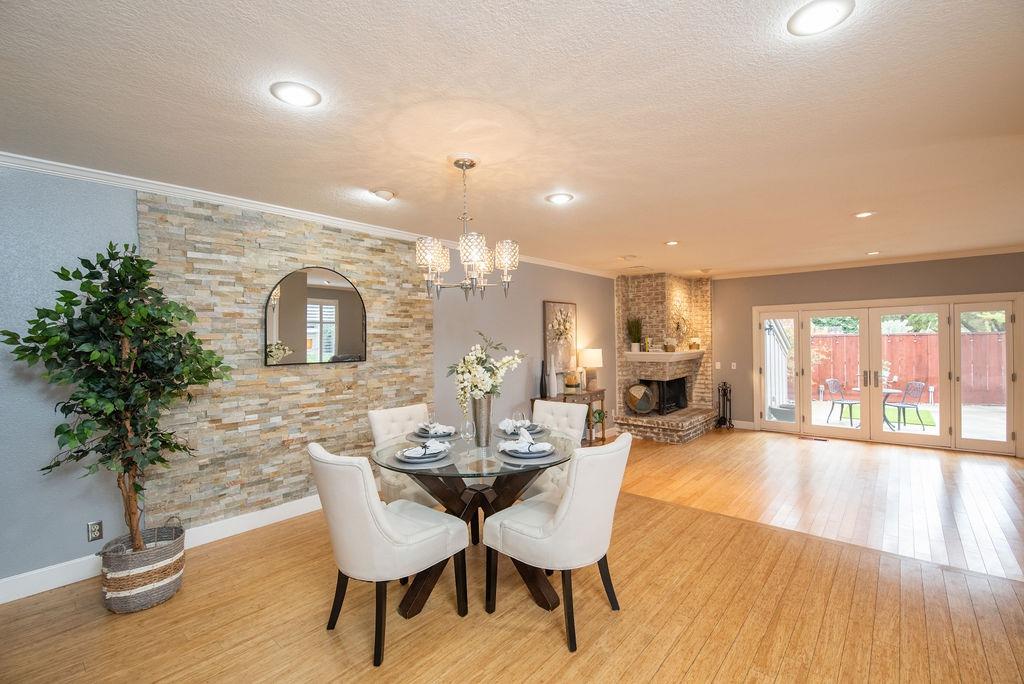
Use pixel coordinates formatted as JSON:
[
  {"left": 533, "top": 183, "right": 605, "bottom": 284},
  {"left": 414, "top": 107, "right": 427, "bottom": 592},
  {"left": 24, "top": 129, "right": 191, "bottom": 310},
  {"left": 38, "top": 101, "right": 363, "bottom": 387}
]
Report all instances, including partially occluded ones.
[{"left": 810, "top": 333, "right": 1007, "bottom": 405}]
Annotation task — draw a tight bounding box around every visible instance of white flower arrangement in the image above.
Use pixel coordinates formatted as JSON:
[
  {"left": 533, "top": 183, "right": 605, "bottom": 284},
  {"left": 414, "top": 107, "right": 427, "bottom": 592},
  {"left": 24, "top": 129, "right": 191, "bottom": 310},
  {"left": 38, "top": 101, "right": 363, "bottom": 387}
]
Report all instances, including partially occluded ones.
[
  {"left": 548, "top": 308, "right": 573, "bottom": 346},
  {"left": 447, "top": 332, "right": 525, "bottom": 413},
  {"left": 266, "top": 341, "right": 292, "bottom": 364}
]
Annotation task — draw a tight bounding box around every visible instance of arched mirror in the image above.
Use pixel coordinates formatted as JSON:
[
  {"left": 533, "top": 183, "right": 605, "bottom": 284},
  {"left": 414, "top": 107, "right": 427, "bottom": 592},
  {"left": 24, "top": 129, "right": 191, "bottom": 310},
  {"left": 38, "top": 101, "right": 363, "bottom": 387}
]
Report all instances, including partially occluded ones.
[{"left": 265, "top": 267, "right": 366, "bottom": 365}]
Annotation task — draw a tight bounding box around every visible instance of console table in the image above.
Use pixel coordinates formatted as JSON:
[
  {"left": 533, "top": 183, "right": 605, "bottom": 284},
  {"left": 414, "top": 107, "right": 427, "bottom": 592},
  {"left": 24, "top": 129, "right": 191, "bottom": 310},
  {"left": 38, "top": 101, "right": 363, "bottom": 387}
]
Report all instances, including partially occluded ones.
[{"left": 532, "top": 389, "right": 606, "bottom": 446}]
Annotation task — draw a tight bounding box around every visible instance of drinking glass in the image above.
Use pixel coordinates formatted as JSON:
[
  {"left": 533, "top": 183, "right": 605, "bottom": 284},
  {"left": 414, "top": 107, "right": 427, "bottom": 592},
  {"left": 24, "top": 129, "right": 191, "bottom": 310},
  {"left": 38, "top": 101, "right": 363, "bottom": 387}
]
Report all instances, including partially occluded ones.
[
  {"left": 428, "top": 409, "right": 437, "bottom": 425},
  {"left": 461, "top": 420, "right": 476, "bottom": 442},
  {"left": 513, "top": 409, "right": 527, "bottom": 424}
]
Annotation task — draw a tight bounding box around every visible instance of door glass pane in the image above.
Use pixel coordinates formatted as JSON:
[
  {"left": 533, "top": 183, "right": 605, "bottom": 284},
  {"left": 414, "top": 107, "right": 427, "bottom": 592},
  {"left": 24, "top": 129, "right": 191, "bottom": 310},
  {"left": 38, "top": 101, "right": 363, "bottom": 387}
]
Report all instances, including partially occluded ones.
[
  {"left": 763, "top": 318, "right": 797, "bottom": 424},
  {"left": 878, "top": 313, "right": 941, "bottom": 435},
  {"left": 959, "top": 310, "right": 1008, "bottom": 441},
  {"left": 810, "top": 316, "right": 861, "bottom": 429}
]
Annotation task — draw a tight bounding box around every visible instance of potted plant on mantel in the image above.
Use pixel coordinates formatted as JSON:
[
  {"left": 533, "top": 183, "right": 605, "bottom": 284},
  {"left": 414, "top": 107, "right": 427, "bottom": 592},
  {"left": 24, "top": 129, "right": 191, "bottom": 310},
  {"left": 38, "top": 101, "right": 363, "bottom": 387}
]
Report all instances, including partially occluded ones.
[
  {"left": 2, "top": 243, "right": 229, "bottom": 613},
  {"left": 626, "top": 317, "right": 643, "bottom": 353}
]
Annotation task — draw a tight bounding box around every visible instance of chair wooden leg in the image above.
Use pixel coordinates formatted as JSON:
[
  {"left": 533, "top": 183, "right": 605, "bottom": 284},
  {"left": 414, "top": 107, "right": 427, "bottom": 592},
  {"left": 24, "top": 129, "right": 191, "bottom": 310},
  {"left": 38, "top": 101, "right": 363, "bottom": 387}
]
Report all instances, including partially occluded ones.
[
  {"left": 373, "top": 581, "right": 387, "bottom": 666},
  {"left": 455, "top": 550, "right": 468, "bottom": 617},
  {"left": 597, "top": 555, "right": 620, "bottom": 611},
  {"left": 561, "top": 570, "right": 577, "bottom": 652},
  {"left": 326, "top": 571, "right": 348, "bottom": 630},
  {"left": 485, "top": 547, "right": 497, "bottom": 613}
]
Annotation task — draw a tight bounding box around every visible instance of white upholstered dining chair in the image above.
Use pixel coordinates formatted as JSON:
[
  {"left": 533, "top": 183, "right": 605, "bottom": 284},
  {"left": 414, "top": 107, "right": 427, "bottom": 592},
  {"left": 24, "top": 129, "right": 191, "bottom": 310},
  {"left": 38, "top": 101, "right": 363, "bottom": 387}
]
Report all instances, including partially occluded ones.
[
  {"left": 367, "top": 403, "right": 437, "bottom": 507},
  {"left": 482, "top": 432, "right": 633, "bottom": 651},
  {"left": 522, "top": 399, "right": 590, "bottom": 498},
  {"left": 308, "top": 443, "right": 469, "bottom": 666}
]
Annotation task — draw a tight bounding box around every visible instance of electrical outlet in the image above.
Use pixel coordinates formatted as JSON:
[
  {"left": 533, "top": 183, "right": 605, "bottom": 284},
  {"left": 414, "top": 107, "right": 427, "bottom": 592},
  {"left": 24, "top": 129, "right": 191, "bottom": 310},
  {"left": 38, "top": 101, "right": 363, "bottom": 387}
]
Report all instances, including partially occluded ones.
[
  {"left": 87, "top": 521, "right": 103, "bottom": 542},
  {"left": 714, "top": 361, "right": 721, "bottom": 370},
  {"left": 730, "top": 362, "right": 737, "bottom": 370}
]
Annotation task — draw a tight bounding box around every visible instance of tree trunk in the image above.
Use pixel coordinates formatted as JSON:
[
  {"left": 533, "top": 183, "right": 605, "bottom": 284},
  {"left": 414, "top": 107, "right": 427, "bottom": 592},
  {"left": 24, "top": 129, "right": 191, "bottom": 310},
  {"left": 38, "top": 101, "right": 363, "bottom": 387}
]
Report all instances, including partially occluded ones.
[{"left": 117, "top": 466, "right": 145, "bottom": 551}]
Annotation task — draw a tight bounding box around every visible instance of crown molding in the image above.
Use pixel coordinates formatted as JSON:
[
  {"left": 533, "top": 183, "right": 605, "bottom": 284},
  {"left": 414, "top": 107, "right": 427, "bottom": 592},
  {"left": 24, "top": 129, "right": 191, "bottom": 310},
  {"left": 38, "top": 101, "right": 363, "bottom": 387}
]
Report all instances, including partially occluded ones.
[
  {"left": 707, "top": 245, "right": 1024, "bottom": 280},
  {"left": 0, "top": 151, "right": 615, "bottom": 280}
]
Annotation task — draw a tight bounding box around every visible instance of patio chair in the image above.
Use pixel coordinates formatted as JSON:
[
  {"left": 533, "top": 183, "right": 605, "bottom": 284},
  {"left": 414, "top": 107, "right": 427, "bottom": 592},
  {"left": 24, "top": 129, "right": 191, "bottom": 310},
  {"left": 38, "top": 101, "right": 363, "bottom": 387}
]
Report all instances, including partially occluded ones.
[
  {"left": 825, "top": 378, "right": 858, "bottom": 427},
  {"left": 891, "top": 381, "right": 927, "bottom": 431}
]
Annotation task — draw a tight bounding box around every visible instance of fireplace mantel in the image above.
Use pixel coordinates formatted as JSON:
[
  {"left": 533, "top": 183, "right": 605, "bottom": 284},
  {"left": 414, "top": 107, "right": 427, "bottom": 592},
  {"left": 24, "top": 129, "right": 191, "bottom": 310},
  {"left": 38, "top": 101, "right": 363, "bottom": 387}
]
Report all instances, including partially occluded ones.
[{"left": 624, "top": 350, "right": 704, "bottom": 363}]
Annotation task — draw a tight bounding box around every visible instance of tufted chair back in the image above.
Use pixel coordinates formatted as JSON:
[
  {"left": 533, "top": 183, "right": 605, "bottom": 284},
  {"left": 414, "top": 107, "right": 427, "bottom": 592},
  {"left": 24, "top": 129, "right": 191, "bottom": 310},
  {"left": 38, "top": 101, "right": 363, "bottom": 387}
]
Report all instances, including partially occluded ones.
[
  {"left": 368, "top": 404, "right": 429, "bottom": 445},
  {"left": 308, "top": 443, "right": 404, "bottom": 581},
  {"left": 533, "top": 400, "right": 589, "bottom": 445}
]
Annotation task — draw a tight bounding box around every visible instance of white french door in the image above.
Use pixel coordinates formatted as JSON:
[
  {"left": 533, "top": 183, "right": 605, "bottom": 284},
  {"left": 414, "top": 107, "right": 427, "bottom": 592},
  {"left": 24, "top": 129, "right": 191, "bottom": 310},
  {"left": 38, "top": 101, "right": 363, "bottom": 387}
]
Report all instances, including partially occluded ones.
[
  {"left": 801, "top": 309, "right": 872, "bottom": 440},
  {"left": 954, "top": 302, "right": 1015, "bottom": 454},
  {"left": 758, "top": 312, "right": 800, "bottom": 433},
  {"left": 754, "top": 295, "right": 1019, "bottom": 455},
  {"left": 867, "top": 304, "right": 951, "bottom": 447}
]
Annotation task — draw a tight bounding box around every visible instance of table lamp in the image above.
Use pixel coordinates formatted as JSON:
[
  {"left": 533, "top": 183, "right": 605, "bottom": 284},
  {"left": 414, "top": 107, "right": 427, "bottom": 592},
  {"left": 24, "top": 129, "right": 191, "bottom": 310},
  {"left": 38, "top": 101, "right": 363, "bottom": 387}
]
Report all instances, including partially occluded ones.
[{"left": 579, "top": 348, "right": 603, "bottom": 391}]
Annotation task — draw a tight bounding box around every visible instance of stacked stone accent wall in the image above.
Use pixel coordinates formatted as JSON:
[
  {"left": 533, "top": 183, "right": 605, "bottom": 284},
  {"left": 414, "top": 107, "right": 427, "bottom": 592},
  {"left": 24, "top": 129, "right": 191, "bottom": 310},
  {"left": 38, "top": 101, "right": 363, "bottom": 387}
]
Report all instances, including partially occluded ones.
[
  {"left": 614, "top": 273, "right": 713, "bottom": 419},
  {"left": 137, "top": 193, "right": 432, "bottom": 527}
]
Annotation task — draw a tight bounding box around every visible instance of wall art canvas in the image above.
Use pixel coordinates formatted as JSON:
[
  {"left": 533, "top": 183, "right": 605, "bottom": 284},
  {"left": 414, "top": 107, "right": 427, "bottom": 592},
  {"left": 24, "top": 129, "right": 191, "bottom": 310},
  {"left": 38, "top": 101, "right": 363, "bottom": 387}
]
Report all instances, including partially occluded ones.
[{"left": 543, "top": 300, "right": 577, "bottom": 373}]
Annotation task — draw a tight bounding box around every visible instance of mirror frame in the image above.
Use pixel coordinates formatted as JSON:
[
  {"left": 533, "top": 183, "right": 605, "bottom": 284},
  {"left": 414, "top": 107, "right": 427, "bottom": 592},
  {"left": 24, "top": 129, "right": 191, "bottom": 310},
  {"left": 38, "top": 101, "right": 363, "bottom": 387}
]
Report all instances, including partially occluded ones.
[{"left": 264, "top": 266, "right": 367, "bottom": 366}]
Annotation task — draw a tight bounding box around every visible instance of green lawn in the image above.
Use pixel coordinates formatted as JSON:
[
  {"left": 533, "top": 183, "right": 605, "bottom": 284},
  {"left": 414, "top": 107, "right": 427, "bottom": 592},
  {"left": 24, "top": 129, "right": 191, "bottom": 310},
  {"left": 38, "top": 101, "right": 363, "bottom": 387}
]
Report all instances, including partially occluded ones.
[{"left": 834, "top": 403, "right": 935, "bottom": 427}]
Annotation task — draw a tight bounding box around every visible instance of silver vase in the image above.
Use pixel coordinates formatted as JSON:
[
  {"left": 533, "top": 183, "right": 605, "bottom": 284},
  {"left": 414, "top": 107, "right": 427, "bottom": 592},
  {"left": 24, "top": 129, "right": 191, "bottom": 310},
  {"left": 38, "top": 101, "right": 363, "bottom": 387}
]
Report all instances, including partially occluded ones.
[{"left": 471, "top": 394, "right": 492, "bottom": 447}]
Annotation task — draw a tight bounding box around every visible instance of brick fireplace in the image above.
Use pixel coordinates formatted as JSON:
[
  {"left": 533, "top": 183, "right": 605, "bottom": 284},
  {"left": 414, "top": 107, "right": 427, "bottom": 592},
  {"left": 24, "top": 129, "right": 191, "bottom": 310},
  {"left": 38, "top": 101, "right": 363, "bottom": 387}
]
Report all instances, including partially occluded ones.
[{"left": 614, "top": 273, "right": 717, "bottom": 444}]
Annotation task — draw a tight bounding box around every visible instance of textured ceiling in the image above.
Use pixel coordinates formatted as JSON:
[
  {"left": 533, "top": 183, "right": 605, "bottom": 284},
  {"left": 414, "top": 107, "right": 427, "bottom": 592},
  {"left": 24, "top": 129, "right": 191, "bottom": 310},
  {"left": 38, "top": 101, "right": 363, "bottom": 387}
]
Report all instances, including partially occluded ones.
[{"left": 1, "top": 0, "right": 1022, "bottom": 277}]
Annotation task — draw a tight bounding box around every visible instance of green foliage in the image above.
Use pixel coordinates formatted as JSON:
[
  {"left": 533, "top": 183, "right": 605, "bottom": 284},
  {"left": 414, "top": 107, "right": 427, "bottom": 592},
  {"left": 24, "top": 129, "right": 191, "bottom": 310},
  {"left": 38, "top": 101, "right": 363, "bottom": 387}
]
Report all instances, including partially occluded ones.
[
  {"left": 1, "top": 243, "right": 230, "bottom": 482},
  {"left": 626, "top": 317, "right": 643, "bottom": 343},
  {"left": 811, "top": 316, "right": 859, "bottom": 334},
  {"left": 905, "top": 313, "right": 939, "bottom": 333},
  {"left": 959, "top": 310, "right": 1006, "bottom": 333}
]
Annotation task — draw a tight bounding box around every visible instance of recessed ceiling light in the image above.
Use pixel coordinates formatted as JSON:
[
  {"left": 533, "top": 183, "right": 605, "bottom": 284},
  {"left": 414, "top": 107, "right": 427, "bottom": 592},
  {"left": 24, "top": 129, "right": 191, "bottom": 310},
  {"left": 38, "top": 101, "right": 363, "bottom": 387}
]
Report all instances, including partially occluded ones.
[
  {"left": 866, "top": 250, "right": 881, "bottom": 256},
  {"left": 787, "top": 0, "right": 855, "bottom": 36},
  {"left": 545, "top": 193, "right": 574, "bottom": 205},
  {"left": 370, "top": 188, "right": 396, "bottom": 202},
  {"left": 665, "top": 241, "right": 679, "bottom": 246},
  {"left": 854, "top": 210, "right": 877, "bottom": 219},
  {"left": 269, "top": 81, "right": 322, "bottom": 107}
]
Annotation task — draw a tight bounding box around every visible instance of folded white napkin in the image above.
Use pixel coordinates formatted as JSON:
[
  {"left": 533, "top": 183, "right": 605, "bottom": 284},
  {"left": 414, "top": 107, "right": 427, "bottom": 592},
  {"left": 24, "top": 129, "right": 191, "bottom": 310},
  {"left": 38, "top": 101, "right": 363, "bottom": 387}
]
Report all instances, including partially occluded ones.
[
  {"left": 498, "top": 417, "right": 532, "bottom": 434},
  {"left": 403, "top": 439, "right": 451, "bottom": 458},
  {"left": 499, "top": 428, "right": 553, "bottom": 454},
  {"left": 417, "top": 422, "right": 455, "bottom": 436}
]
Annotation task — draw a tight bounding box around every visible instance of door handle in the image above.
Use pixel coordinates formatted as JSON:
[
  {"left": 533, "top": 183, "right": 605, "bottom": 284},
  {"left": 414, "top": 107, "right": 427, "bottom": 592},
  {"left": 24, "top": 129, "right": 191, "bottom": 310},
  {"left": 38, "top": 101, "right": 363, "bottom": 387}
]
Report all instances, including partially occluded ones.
[
  {"left": 862, "top": 370, "right": 869, "bottom": 387},
  {"left": 873, "top": 370, "right": 879, "bottom": 388}
]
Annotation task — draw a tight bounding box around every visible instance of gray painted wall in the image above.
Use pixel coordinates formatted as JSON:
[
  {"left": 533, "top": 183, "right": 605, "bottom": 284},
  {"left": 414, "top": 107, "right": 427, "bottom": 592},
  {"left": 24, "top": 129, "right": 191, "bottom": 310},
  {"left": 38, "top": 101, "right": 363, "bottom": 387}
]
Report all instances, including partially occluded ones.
[
  {"left": 432, "top": 261, "right": 616, "bottom": 428},
  {"left": 713, "top": 252, "right": 1024, "bottom": 422},
  {"left": 0, "top": 167, "right": 138, "bottom": 579}
]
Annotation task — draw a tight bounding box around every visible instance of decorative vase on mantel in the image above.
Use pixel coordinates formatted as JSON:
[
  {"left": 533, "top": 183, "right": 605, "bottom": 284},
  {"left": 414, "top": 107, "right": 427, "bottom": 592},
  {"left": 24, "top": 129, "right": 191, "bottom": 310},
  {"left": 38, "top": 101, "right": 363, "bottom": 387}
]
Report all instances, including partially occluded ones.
[
  {"left": 471, "top": 394, "right": 492, "bottom": 447},
  {"left": 630, "top": 342, "right": 641, "bottom": 353}
]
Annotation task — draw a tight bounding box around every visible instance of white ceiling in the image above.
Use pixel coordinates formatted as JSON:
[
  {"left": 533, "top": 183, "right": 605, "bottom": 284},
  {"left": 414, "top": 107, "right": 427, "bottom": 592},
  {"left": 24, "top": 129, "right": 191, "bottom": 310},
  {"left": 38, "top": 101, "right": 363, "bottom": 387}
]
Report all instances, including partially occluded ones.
[{"left": 1, "top": 0, "right": 1022, "bottom": 277}]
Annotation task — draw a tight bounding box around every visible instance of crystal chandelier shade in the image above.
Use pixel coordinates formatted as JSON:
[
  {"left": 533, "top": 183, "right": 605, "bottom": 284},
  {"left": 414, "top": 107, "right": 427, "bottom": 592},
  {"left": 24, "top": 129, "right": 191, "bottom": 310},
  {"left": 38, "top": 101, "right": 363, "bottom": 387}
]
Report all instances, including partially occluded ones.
[
  {"left": 415, "top": 157, "right": 519, "bottom": 299},
  {"left": 458, "top": 232, "right": 488, "bottom": 269}
]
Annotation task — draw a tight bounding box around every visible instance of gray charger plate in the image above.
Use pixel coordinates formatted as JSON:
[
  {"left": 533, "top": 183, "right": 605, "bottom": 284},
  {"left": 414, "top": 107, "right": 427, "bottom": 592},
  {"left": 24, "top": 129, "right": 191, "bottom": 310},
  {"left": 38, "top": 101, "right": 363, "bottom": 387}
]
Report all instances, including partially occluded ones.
[
  {"left": 497, "top": 447, "right": 555, "bottom": 459},
  {"left": 406, "top": 431, "right": 457, "bottom": 443},
  {"left": 396, "top": 447, "right": 451, "bottom": 464},
  {"left": 493, "top": 426, "right": 548, "bottom": 439}
]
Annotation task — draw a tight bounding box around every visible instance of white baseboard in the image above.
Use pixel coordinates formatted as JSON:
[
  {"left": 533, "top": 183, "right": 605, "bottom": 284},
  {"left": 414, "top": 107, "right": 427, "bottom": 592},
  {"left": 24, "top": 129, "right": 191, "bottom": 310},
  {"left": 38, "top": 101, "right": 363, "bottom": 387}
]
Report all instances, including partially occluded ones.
[
  {"left": 0, "top": 494, "right": 322, "bottom": 605},
  {"left": 731, "top": 420, "right": 755, "bottom": 430}
]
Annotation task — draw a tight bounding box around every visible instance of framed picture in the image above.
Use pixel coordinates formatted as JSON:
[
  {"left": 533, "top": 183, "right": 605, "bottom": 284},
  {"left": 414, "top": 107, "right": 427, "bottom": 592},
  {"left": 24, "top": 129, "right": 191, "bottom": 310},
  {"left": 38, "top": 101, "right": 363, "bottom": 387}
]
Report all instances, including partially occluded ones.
[{"left": 543, "top": 300, "right": 577, "bottom": 373}]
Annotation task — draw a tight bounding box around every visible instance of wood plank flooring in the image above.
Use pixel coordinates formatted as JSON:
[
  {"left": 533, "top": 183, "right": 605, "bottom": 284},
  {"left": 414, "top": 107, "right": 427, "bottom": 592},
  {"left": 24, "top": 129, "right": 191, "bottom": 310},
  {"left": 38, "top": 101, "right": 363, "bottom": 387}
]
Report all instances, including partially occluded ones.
[
  {"left": 2, "top": 431, "right": 1023, "bottom": 681},
  {"left": 625, "top": 430, "right": 1024, "bottom": 580}
]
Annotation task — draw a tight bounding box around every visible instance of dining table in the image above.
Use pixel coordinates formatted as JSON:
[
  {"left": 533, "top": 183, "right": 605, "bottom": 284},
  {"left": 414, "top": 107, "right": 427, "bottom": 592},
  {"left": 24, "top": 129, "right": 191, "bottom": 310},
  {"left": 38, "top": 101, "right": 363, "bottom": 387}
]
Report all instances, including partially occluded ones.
[{"left": 372, "top": 427, "right": 575, "bottom": 619}]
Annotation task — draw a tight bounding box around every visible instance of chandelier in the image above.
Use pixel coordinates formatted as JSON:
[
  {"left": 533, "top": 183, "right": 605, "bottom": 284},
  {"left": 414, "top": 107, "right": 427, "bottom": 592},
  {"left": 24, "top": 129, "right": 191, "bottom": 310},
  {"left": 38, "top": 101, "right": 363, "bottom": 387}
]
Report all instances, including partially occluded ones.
[{"left": 415, "top": 157, "right": 519, "bottom": 300}]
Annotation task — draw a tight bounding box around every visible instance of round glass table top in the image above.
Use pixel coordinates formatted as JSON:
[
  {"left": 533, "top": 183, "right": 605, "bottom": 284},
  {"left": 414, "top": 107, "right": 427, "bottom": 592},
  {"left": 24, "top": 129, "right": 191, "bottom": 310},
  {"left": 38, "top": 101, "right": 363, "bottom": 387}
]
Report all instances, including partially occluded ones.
[{"left": 371, "top": 429, "right": 574, "bottom": 479}]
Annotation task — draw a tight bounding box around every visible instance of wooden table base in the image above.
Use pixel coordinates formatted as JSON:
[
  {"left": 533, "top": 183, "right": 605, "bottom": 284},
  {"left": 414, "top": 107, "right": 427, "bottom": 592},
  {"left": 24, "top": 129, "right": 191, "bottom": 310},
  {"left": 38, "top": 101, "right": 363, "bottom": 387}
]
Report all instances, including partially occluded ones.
[{"left": 396, "top": 470, "right": 558, "bottom": 617}]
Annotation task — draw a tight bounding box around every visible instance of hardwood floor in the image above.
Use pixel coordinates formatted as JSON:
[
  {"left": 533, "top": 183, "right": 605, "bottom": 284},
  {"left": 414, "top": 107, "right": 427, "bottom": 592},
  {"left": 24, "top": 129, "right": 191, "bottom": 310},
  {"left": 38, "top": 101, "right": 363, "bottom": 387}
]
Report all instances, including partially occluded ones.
[
  {"left": 625, "top": 430, "right": 1024, "bottom": 581},
  {"left": 2, "top": 431, "right": 1024, "bottom": 681}
]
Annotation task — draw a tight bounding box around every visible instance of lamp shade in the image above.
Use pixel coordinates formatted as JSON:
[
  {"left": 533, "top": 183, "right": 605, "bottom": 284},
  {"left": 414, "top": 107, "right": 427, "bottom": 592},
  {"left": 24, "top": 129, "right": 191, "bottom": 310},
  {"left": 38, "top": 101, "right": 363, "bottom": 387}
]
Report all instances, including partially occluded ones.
[{"left": 579, "top": 348, "right": 603, "bottom": 368}]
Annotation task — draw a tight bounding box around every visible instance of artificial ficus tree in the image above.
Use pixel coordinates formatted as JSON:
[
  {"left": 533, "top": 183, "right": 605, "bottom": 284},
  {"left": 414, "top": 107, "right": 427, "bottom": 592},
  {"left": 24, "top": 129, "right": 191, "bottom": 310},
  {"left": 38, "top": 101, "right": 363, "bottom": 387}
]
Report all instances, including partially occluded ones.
[{"left": 2, "top": 243, "right": 229, "bottom": 551}]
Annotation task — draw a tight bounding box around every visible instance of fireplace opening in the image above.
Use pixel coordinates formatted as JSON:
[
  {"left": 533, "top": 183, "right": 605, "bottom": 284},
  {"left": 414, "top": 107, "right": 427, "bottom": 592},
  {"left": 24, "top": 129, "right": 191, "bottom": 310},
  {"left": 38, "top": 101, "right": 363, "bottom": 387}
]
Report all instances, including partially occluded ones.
[{"left": 639, "top": 376, "right": 688, "bottom": 415}]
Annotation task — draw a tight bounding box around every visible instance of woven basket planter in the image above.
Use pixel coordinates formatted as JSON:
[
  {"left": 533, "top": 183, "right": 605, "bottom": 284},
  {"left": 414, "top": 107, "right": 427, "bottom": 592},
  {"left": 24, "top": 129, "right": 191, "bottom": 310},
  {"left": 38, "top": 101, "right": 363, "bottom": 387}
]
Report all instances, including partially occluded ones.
[{"left": 99, "top": 519, "right": 185, "bottom": 614}]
